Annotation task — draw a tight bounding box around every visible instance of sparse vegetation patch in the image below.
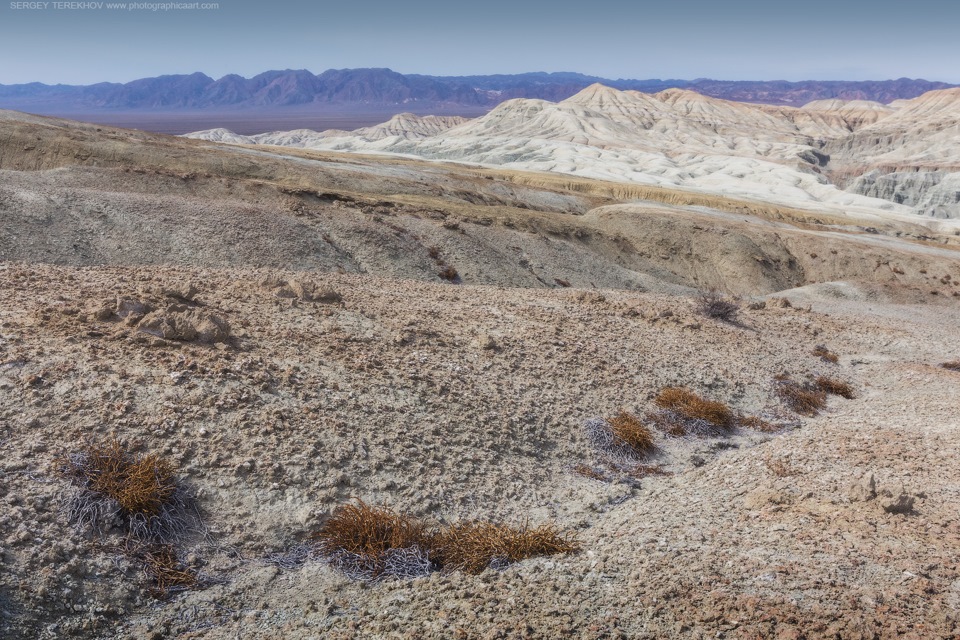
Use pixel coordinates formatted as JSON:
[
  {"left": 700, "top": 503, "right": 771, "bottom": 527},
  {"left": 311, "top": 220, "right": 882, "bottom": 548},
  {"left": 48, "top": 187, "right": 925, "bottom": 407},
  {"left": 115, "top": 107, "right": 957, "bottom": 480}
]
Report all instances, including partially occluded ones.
[
  {"left": 139, "top": 544, "right": 199, "bottom": 599},
  {"left": 650, "top": 387, "right": 735, "bottom": 436},
  {"left": 56, "top": 440, "right": 205, "bottom": 598},
  {"left": 812, "top": 345, "right": 839, "bottom": 364},
  {"left": 815, "top": 376, "right": 856, "bottom": 399},
  {"left": 312, "top": 501, "right": 577, "bottom": 581},
  {"left": 583, "top": 412, "right": 655, "bottom": 460},
  {"left": 432, "top": 521, "right": 578, "bottom": 576},
  {"left": 942, "top": 361, "right": 960, "bottom": 372},
  {"left": 774, "top": 376, "right": 826, "bottom": 415},
  {"left": 311, "top": 501, "right": 431, "bottom": 580},
  {"left": 695, "top": 290, "right": 740, "bottom": 323},
  {"left": 58, "top": 439, "right": 195, "bottom": 542}
]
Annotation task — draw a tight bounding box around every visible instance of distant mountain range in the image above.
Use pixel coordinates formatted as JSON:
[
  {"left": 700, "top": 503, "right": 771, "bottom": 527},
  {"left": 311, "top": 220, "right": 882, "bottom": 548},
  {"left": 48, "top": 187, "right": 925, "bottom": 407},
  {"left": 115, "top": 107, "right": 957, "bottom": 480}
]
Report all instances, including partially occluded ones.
[{"left": 0, "top": 68, "right": 955, "bottom": 112}]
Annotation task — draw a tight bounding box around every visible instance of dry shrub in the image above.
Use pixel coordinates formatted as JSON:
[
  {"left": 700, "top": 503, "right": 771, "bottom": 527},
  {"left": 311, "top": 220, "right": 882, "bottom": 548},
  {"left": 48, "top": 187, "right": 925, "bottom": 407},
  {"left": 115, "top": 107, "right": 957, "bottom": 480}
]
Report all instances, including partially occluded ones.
[
  {"left": 942, "top": 361, "right": 960, "bottom": 372},
  {"left": 607, "top": 411, "right": 655, "bottom": 456},
  {"left": 583, "top": 413, "right": 655, "bottom": 460},
  {"left": 59, "top": 439, "right": 193, "bottom": 542},
  {"left": 645, "top": 410, "right": 688, "bottom": 437},
  {"left": 438, "top": 265, "right": 460, "bottom": 282},
  {"left": 312, "top": 501, "right": 577, "bottom": 580},
  {"left": 311, "top": 501, "right": 431, "bottom": 580},
  {"left": 140, "top": 544, "right": 198, "bottom": 598},
  {"left": 815, "top": 376, "right": 856, "bottom": 399},
  {"left": 624, "top": 464, "right": 673, "bottom": 479},
  {"left": 737, "top": 415, "right": 780, "bottom": 433},
  {"left": 652, "top": 387, "right": 734, "bottom": 436},
  {"left": 774, "top": 377, "right": 827, "bottom": 416},
  {"left": 571, "top": 463, "right": 609, "bottom": 482},
  {"left": 812, "top": 345, "right": 839, "bottom": 364},
  {"left": 695, "top": 290, "right": 740, "bottom": 322},
  {"left": 432, "top": 521, "right": 578, "bottom": 576}
]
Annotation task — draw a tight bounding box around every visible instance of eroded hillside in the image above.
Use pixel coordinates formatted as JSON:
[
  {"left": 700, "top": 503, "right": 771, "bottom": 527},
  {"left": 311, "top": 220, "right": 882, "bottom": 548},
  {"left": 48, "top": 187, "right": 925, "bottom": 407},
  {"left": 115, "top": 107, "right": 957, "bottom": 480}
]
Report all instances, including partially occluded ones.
[{"left": 3, "top": 110, "right": 959, "bottom": 297}]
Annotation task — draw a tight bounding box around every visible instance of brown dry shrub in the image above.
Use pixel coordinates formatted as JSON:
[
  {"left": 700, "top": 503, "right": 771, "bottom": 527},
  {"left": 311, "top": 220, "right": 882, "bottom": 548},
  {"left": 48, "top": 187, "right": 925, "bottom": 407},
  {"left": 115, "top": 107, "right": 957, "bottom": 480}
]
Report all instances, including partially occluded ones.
[
  {"left": 624, "top": 464, "right": 673, "bottom": 479},
  {"left": 83, "top": 441, "right": 176, "bottom": 516},
  {"left": 59, "top": 439, "right": 190, "bottom": 541},
  {"left": 571, "top": 463, "right": 609, "bottom": 482},
  {"left": 432, "top": 521, "right": 578, "bottom": 575},
  {"left": 311, "top": 501, "right": 430, "bottom": 579},
  {"left": 654, "top": 387, "right": 734, "bottom": 431},
  {"left": 607, "top": 411, "right": 655, "bottom": 456},
  {"left": 141, "top": 544, "right": 198, "bottom": 598},
  {"left": 438, "top": 266, "right": 460, "bottom": 282},
  {"left": 312, "top": 501, "right": 577, "bottom": 579},
  {"left": 942, "top": 361, "right": 960, "bottom": 372},
  {"left": 737, "top": 415, "right": 780, "bottom": 433},
  {"left": 815, "top": 376, "right": 856, "bottom": 399},
  {"left": 775, "top": 378, "right": 827, "bottom": 416},
  {"left": 812, "top": 345, "right": 839, "bottom": 364}
]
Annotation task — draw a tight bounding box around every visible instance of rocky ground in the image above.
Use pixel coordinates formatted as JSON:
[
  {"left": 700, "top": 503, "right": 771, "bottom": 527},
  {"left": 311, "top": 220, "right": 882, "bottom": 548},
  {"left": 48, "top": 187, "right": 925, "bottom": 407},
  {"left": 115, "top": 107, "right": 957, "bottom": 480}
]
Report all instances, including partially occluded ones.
[
  {"left": 1, "top": 262, "right": 958, "bottom": 638},
  {"left": 2, "top": 110, "right": 960, "bottom": 638}
]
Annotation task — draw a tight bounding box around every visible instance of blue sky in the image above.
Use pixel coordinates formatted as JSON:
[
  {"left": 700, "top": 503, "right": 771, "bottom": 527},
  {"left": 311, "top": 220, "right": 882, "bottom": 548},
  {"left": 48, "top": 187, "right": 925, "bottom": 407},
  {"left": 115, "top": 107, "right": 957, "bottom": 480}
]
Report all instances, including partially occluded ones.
[{"left": 1, "top": 0, "right": 958, "bottom": 84}]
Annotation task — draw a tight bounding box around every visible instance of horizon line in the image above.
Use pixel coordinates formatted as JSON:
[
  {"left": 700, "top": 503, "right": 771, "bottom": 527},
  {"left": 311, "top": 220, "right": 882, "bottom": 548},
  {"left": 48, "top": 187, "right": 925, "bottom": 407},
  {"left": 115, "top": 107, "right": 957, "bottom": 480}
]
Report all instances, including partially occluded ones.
[{"left": 1, "top": 67, "right": 956, "bottom": 88}]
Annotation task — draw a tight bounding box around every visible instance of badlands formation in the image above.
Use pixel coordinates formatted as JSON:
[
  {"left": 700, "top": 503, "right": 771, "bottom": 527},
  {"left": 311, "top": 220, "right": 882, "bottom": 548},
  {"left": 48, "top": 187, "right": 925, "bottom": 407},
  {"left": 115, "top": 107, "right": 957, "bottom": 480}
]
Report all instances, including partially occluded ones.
[
  {"left": 0, "top": 85, "right": 959, "bottom": 639},
  {"left": 189, "top": 84, "right": 960, "bottom": 221}
]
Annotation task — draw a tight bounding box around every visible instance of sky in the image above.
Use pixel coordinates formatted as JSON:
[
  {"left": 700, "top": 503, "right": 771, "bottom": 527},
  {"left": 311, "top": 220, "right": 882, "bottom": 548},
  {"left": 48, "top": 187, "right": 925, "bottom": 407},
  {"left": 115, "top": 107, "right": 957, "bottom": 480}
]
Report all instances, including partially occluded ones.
[{"left": 1, "top": 0, "right": 958, "bottom": 85}]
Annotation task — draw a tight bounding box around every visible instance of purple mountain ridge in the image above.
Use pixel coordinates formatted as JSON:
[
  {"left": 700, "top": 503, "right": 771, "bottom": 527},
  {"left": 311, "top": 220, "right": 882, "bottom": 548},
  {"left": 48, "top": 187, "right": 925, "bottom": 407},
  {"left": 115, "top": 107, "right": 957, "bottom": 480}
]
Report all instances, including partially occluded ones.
[{"left": 0, "top": 69, "right": 954, "bottom": 112}]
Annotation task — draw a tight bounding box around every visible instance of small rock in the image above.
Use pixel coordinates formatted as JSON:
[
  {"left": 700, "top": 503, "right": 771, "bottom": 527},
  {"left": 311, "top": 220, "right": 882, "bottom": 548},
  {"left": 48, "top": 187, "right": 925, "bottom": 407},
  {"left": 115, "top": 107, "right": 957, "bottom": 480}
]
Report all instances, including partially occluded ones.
[
  {"left": 92, "top": 306, "right": 114, "bottom": 321},
  {"left": 849, "top": 471, "right": 877, "bottom": 502},
  {"left": 475, "top": 333, "right": 497, "bottom": 350}
]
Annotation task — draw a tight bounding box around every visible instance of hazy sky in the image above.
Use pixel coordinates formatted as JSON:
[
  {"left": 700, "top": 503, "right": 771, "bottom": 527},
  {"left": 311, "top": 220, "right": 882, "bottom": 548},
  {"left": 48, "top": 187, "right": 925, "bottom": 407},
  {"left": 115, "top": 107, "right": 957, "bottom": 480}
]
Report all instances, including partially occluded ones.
[{"left": 1, "top": 0, "right": 958, "bottom": 85}]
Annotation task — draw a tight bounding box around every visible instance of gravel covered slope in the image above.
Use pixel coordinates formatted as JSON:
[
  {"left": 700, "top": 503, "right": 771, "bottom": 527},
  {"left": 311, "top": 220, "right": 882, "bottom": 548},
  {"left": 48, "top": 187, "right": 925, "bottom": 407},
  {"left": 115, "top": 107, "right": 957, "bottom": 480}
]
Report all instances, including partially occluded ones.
[{"left": 1, "top": 263, "right": 958, "bottom": 638}]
